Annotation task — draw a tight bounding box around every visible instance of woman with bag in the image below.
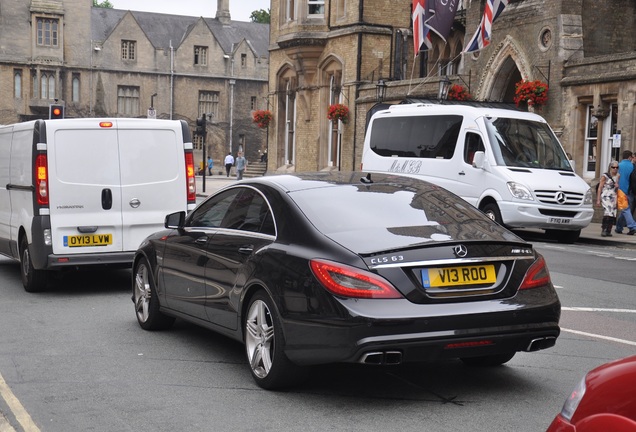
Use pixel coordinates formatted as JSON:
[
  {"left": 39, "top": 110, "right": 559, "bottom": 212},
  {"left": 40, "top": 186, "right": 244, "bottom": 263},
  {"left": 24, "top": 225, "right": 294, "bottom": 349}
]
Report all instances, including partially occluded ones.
[{"left": 596, "top": 162, "right": 620, "bottom": 236}]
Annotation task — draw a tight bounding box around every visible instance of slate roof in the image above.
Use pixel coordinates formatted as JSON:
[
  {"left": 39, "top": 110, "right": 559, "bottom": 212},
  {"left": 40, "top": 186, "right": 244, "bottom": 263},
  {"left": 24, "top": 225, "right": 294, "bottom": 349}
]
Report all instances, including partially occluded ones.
[{"left": 91, "top": 7, "right": 269, "bottom": 58}]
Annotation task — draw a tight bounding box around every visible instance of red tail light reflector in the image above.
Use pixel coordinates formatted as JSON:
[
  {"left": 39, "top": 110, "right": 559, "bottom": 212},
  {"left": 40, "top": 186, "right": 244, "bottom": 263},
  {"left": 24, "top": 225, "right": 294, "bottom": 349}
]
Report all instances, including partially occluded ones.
[
  {"left": 185, "top": 152, "right": 196, "bottom": 203},
  {"left": 520, "top": 255, "right": 551, "bottom": 290},
  {"left": 35, "top": 154, "right": 49, "bottom": 206},
  {"left": 310, "top": 259, "right": 402, "bottom": 299},
  {"left": 445, "top": 340, "right": 494, "bottom": 350}
]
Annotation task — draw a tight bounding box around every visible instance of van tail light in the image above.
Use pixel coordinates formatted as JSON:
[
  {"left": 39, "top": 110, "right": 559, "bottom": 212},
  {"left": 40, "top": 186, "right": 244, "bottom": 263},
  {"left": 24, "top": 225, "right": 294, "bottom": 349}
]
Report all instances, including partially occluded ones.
[
  {"left": 185, "top": 151, "right": 196, "bottom": 204},
  {"left": 520, "top": 255, "right": 551, "bottom": 290},
  {"left": 35, "top": 154, "right": 49, "bottom": 206},
  {"left": 310, "top": 259, "right": 403, "bottom": 299}
]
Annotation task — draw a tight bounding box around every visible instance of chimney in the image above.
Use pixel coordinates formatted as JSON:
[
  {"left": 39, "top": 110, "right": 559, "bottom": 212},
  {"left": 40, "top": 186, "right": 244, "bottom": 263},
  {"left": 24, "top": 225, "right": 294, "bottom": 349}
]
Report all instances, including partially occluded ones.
[{"left": 216, "top": 0, "right": 231, "bottom": 24}]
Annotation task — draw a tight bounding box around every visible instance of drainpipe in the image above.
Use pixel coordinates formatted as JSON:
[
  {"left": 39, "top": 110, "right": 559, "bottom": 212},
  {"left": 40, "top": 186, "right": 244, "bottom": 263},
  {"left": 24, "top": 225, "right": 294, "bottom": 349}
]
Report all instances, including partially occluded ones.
[
  {"left": 229, "top": 55, "right": 235, "bottom": 153},
  {"left": 170, "top": 40, "right": 174, "bottom": 119}
]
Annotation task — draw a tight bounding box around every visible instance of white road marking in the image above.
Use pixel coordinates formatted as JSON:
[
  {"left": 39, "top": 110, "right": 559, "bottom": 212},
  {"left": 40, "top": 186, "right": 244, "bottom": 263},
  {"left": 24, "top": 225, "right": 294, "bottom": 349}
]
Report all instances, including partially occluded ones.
[
  {"left": 0, "top": 373, "right": 40, "bottom": 432},
  {"left": 561, "top": 328, "right": 636, "bottom": 347},
  {"left": 562, "top": 306, "right": 636, "bottom": 313}
]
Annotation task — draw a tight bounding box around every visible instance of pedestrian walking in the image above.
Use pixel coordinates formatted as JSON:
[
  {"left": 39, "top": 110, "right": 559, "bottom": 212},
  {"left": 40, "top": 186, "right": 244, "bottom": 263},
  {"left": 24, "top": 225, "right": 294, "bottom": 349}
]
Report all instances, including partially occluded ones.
[
  {"left": 235, "top": 151, "right": 247, "bottom": 180},
  {"left": 596, "top": 162, "right": 619, "bottom": 236},
  {"left": 224, "top": 152, "right": 234, "bottom": 177},
  {"left": 615, "top": 150, "right": 636, "bottom": 235},
  {"left": 207, "top": 156, "right": 213, "bottom": 176}
]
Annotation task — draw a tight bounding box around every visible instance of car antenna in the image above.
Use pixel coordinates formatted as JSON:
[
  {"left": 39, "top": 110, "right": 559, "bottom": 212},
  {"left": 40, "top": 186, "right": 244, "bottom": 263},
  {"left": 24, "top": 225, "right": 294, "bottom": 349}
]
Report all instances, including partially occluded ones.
[{"left": 360, "top": 173, "right": 373, "bottom": 184}]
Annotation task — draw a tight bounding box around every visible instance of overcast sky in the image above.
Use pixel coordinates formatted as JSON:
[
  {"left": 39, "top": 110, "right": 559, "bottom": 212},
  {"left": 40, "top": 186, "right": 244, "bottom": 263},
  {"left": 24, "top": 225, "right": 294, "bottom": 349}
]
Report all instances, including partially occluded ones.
[{"left": 110, "top": 0, "right": 270, "bottom": 22}]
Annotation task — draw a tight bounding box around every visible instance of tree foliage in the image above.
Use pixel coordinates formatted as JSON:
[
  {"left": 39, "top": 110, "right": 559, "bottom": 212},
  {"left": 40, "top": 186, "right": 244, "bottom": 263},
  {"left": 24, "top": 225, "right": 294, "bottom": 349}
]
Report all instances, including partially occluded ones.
[
  {"left": 93, "top": 0, "right": 114, "bottom": 8},
  {"left": 249, "top": 9, "right": 270, "bottom": 24}
]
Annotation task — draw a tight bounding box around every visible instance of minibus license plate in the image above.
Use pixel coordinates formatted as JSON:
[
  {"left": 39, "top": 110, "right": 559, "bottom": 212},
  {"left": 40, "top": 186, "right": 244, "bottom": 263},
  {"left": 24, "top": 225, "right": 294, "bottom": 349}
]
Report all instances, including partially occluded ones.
[
  {"left": 64, "top": 234, "right": 112, "bottom": 247},
  {"left": 548, "top": 217, "right": 570, "bottom": 224},
  {"left": 422, "top": 265, "right": 496, "bottom": 288}
]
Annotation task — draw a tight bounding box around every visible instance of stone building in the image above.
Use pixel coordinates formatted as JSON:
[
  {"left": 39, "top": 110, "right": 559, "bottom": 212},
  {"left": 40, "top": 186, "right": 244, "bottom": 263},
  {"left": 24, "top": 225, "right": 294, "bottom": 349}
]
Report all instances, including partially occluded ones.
[
  {"left": 266, "top": 0, "right": 636, "bottom": 185},
  {"left": 0, "top": 0, "right": 269, "bottom": 168}
]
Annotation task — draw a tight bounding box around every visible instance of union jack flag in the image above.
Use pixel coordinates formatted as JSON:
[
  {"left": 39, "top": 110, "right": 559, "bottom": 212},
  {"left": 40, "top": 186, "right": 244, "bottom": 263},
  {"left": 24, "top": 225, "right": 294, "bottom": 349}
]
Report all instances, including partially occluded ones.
[
  {"left": 464, "top": 0, "right": 509, "bottom": 53},
  {"left": 412, "top": 0, "right": 432, "bottom": 56}
]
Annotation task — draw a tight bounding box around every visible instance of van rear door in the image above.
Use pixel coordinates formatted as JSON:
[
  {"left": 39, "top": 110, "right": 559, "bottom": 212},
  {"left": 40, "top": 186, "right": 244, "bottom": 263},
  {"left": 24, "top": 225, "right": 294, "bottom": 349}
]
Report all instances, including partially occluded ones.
[{"left": 116, "top": 120, "right": 188, "bottom": 251}]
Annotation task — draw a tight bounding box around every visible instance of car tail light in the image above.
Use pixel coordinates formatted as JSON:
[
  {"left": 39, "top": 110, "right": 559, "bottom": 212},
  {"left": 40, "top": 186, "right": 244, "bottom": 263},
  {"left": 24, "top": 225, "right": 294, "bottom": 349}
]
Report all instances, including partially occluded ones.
[
  {"left": 560, "top": 377, "right": 586, "bottom": 422},
  {"left": 310, "top": 259, "right": 402, "bottom": 299},
  {"left": 185, "top": 151, "right": 196, "bottom": 204},
  {"left": 35, "top": 154, "right": 49, "bottom": 206},
  {"left": 519, "top": 255, "right": 551, "bottom": 290}
]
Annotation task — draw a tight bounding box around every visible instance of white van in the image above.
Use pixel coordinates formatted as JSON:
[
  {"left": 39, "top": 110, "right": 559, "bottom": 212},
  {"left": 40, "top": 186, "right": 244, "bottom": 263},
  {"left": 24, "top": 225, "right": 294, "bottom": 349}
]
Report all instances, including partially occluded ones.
[
  {"left": 0, "top": 118, "right": 197, "bottom": 292},
  {"left": 361, "top": 103, "right": 593, "bottom": 242}
]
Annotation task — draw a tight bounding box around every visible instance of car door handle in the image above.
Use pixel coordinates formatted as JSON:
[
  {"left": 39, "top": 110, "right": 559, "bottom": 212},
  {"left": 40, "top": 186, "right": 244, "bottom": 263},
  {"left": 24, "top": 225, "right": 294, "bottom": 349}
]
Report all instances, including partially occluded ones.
[
  {"left": 195, "top": 237, "right": 208, "bottom": 245},
  {"left": 458, "top": 171, "right": 466, "bottom": 176},
  {"left": 238, "top": 245, "right": 254, "bottom": 255}
]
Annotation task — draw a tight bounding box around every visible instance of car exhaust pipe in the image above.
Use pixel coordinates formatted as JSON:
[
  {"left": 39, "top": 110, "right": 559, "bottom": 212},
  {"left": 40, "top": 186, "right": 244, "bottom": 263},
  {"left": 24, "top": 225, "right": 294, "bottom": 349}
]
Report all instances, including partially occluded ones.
[
  {"left": 525, "top": 336, "right": 557, "bottom": 352},
  {"left": 359, "top": 351, "right": 402, "bottom": 365}
]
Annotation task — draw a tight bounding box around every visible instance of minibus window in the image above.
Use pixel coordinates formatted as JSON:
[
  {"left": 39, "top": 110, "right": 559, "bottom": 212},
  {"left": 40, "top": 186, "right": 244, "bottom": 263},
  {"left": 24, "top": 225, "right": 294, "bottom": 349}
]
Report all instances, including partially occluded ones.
[{"left": 485, "top": 117, "right": 571, "bottom": 170}]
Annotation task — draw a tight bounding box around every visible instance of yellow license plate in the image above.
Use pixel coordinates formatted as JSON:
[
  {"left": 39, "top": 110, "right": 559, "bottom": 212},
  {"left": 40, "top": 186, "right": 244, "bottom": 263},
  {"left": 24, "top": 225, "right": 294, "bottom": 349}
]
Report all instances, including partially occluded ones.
[
  {"left": 422, "top": 264, "right": 496, "bottom": 288},
  {"left": 63, "top": 234, "right": 113, "bottom": 247}
]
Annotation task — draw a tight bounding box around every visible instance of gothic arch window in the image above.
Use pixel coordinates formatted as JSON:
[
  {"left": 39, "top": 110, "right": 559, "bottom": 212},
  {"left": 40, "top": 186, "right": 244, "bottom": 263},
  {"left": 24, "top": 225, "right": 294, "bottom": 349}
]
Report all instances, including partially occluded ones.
[
  {"left": 14, "top": 70, "right": 22, "bottom": 99},
  {"left": 321, "top": 59, "right": 343, "bottom": 169},
  {"left": 277, "top": 67, "right": 297, "bottom": 167}
]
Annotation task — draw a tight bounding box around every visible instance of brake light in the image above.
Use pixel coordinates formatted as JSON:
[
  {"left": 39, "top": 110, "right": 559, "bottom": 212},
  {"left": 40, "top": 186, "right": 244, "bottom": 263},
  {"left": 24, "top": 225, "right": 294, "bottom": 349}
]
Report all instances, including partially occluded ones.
[
  {"left": 185, "top": 151, "right": 196, "bottom": 203},
  {"left": 309, "top": 259, "right": 402, "bottom": 299},
  {"left": 35, "top": 154, "right": 49, "bottom": 206},
  {"left": 520, "top": 255, "right": 551, "bottom": 290}
]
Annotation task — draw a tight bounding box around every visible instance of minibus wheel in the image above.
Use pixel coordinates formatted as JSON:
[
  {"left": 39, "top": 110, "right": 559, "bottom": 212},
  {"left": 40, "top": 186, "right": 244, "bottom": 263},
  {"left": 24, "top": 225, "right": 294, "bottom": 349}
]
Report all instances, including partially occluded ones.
[{"left": 482, "top": 203, "right": 503, "bottom": 226}]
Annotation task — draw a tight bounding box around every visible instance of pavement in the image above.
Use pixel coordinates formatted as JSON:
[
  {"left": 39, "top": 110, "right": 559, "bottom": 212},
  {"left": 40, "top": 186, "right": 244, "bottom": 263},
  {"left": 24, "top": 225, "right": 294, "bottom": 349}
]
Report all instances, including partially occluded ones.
[{"left": 195, "top": 174, "right": 636, "bottom": 248}]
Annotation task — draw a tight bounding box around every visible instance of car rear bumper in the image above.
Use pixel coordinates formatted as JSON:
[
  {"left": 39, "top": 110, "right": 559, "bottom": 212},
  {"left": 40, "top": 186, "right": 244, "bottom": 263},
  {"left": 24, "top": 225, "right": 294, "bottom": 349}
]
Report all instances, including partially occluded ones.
[{"left": 280, "top": 295, "right": 561, "bottom": 366}]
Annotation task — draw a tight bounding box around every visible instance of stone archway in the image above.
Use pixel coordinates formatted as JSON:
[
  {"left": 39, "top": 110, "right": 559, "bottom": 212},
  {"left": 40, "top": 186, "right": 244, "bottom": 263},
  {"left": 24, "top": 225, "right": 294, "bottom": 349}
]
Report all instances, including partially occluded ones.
[{"left": 476, "top": 35, "right": 531, "bottom": 103}]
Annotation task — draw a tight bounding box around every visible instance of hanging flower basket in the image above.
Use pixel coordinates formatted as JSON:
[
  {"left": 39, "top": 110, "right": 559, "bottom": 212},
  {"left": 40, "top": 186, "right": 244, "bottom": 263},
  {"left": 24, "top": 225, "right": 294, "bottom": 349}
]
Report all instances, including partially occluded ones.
[
  {"left": 327, "top": 103, "right": 350, "bottom": 124},
  {"left": 252, "top": 109, "right": 273, "bottom": 129},
  {"left": 447, "top": 84, "right": 472, "bottom": 101},
  {"left": 514, "top": 80, "right": 548, "bottom": 107}
]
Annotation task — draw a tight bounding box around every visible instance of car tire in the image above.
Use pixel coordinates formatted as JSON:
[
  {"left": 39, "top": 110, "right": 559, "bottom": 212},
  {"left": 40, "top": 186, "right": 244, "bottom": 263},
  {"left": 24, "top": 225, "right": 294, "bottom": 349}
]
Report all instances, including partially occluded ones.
[
  {"left": 461, "top": 352, "right": 516, "bottom": 367},
  {"left": 19, "top": 236, "right": 47, "bottom": 293},
  {"left": 244, "top": 290, "right": 307, "bottom": 390},
  {"left": 481, "top": 203, "right": 503, "bottom": 226},
  {"left": 546, "top": 229, "right": 580, "bottom": 244},
  {"left": 133, "top": 257, "right": 175, "bottom": 331}
]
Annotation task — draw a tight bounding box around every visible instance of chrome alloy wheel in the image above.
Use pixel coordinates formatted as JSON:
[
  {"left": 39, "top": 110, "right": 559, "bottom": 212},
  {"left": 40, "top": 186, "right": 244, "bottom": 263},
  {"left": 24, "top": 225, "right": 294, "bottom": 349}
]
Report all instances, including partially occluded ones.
[
  {"left": 245, "top": 299, "right": 275, "bottom": 379},
  {"left": 134, "top": 262, "right": 151, "bottom": 323}
]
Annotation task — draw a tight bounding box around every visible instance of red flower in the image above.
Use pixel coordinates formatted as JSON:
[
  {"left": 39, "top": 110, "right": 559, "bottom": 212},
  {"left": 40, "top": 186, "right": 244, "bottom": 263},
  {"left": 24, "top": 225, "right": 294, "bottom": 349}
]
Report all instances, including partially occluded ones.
[
  {"left": 252, "top": 110, "right": 272, "bottom": 128},
  {"left": 514, "top": 80, "right": 548, "bottom": 107},
  {"left": 447, "top": 84, "right": 472, "bottom": 101},
  {"left": 327, "top": 104, "right": 349, "bottom": 124}
]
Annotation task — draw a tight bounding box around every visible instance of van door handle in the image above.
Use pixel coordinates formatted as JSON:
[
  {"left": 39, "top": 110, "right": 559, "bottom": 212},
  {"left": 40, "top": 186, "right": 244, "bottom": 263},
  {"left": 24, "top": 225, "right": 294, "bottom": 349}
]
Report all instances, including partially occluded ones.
[
  {"left": 102, "top": 189, "right": 113, "bottom": 210},
  {"left": 458, "top": 171, "right": 466, "bottom": 176}
]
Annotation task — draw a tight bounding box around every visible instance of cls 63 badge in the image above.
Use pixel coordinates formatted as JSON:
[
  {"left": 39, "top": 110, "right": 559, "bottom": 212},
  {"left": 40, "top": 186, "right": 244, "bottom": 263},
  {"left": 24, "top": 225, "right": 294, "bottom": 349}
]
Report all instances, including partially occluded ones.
[{"left": 370, "top": 255, "right": 404, "bottom": 265}]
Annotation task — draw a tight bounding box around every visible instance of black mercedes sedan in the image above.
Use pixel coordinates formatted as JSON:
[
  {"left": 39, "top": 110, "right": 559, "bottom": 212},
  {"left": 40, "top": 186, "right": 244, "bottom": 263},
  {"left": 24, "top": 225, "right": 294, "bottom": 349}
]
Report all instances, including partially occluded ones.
[{"left": 132, "top": 172, "right": 560, "bottom": 389}]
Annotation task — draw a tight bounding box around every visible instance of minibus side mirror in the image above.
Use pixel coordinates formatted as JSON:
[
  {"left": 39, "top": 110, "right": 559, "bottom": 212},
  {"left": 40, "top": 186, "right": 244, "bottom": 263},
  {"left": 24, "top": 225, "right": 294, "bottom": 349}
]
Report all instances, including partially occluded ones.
[{"left": 472, "top": 151, "right": 486, "bottom": 169}]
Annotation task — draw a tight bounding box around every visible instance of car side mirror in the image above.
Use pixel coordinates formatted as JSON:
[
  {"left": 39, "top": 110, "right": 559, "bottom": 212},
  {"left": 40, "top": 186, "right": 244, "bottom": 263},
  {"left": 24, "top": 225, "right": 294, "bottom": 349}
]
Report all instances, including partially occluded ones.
[
  {"left": 165, "top": 211, "right": 186, "bottom": 229},
  {"left": 472, "top": 151, "right": 486, "bottom": 169}
]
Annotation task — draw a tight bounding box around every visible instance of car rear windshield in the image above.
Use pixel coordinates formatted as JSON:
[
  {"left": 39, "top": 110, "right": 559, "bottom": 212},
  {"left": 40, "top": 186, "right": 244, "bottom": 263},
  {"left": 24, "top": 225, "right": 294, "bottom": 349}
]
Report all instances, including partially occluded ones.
[{"left": 288, "top": 182, "right": 486, "bottom": 235}]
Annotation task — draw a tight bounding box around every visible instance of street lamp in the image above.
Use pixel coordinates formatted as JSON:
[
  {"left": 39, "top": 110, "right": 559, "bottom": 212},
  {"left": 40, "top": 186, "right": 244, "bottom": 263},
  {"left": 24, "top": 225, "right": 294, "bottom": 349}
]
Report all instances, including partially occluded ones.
[
  {"left": 438, "top": 76, "right": 451, "bottom": 100},
  {"left": 376, "top": 79, "right": 387, "bottom": 103}
]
